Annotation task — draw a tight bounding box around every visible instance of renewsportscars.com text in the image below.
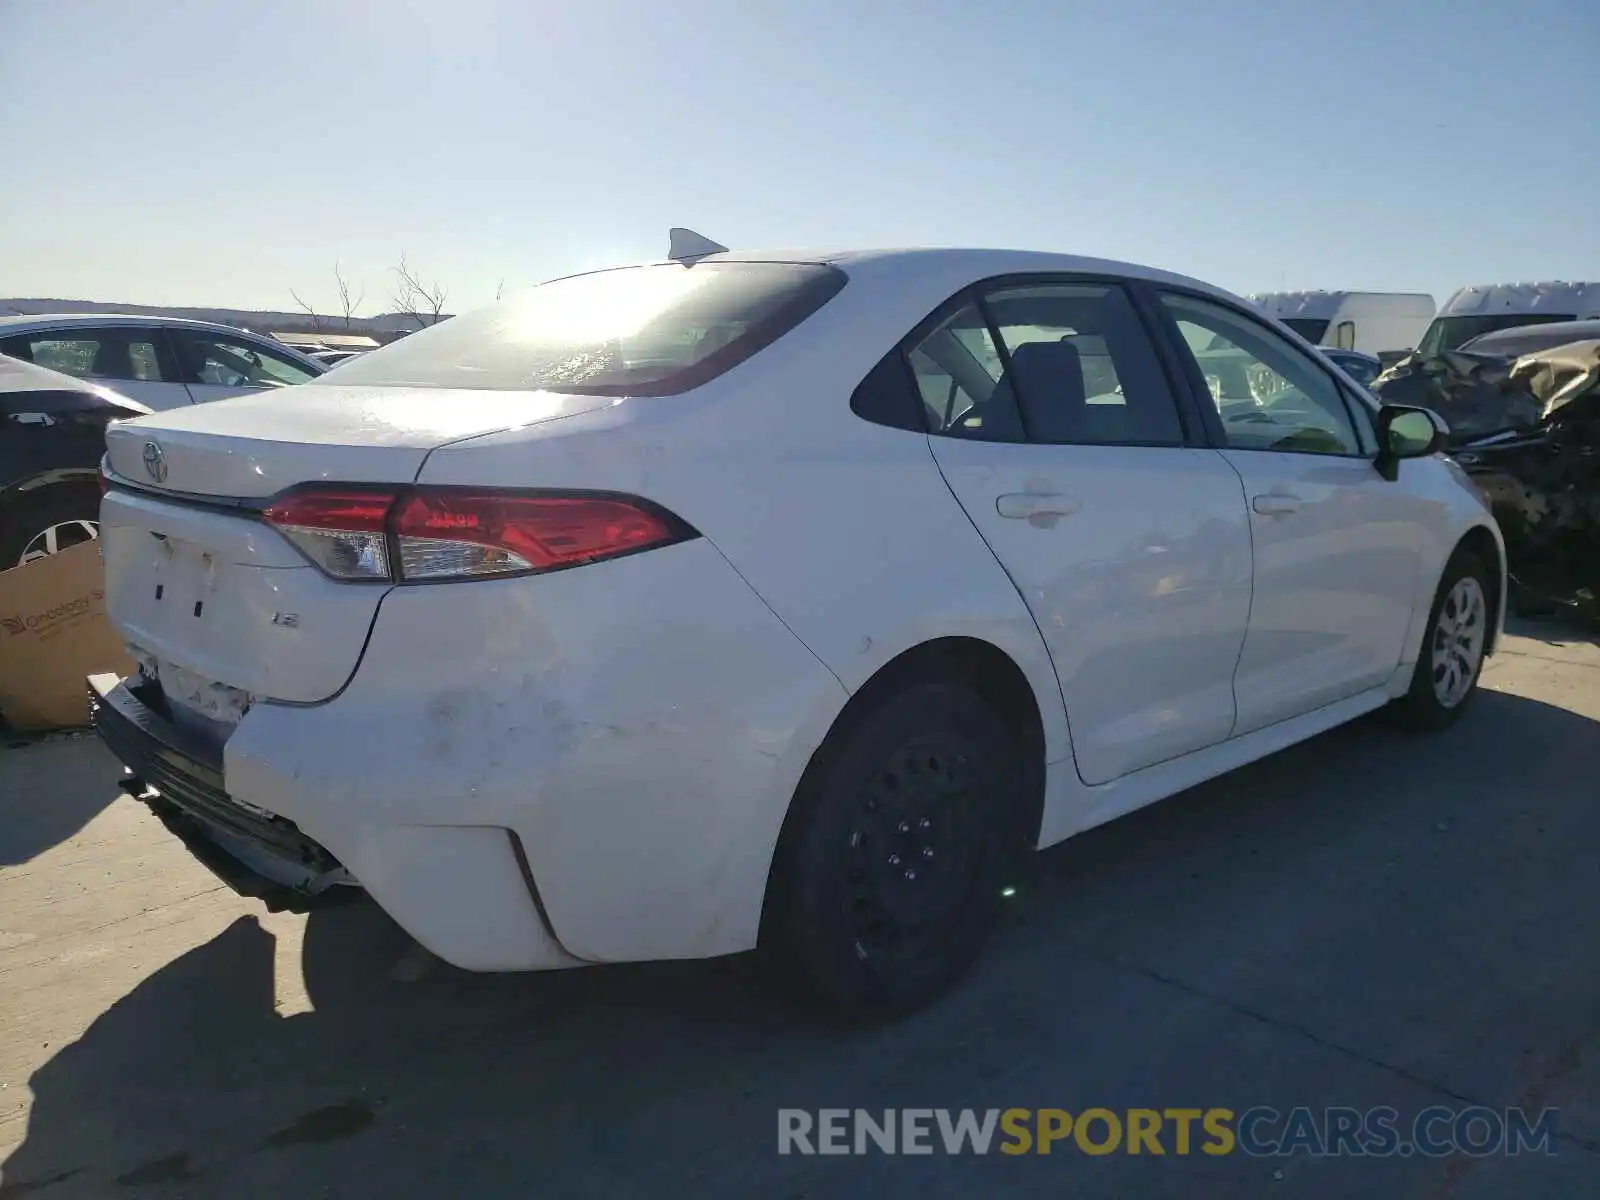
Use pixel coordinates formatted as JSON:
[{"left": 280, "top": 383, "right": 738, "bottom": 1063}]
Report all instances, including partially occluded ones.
[{"left": 777, "top": 1106, "right": 1558, "bottom": 1158}]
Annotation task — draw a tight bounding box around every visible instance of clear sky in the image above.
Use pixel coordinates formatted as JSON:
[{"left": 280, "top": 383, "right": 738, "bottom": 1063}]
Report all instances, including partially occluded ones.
[{"left": 2, "top": 0, "right": 1597, "bottom": 316}]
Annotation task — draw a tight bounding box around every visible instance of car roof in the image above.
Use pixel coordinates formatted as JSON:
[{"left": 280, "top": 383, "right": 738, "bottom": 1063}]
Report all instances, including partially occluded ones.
[
  {"left": 676, "top": 246, "right": 1232, "bottom": 292},
  {"left": 0, "top": 312, "right": 302, "bottom": 340},
  {"left": 599, "top": 245, "right": 1237, "bottom": 308},
  {"left": 1463, "top": 318, "right": 1600, "bottom": 349}
]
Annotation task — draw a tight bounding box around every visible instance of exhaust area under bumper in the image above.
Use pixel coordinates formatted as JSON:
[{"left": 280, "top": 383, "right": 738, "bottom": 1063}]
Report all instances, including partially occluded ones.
[{"left": 87, "top": 672, "right": 355, "bottom": 911}]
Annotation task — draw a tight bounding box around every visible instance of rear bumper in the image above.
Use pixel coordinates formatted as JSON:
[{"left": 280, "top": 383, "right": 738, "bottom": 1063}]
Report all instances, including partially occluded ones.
[
  {"left": 88, "top": 673, "right": 350, "bottom": 911},
  {"left": 89, "top": 671, "right": 587, "bottom": 972},
  {"left": 94, "top": 538, "right": 849, "bottom": 972}
]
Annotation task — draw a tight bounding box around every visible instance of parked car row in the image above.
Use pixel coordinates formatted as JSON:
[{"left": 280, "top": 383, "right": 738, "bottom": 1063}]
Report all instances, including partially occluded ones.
[
  {"left": 81, "top": 234, "right": 1505, "bottom": 1018},
  {"left": 1249, "top": 281, "right": 1600, "bottom": 366}
]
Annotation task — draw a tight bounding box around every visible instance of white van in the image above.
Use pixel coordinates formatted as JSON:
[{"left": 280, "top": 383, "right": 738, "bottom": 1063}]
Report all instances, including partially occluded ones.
[
  {"left": 1416, "top": 281, "right": 1600, "bottom": 357},
  {"left": 1248, "top": 291, "right": 1436, "bottom": 358}
]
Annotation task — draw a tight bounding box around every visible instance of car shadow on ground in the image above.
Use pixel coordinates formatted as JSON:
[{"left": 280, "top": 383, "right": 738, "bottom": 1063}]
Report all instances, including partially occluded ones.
[
  {"left": 0, "top": 733, "right": 119, "bottom": 868},
  {"left": 4, "top": 688, "right": 1598, "bottom": 1199}
]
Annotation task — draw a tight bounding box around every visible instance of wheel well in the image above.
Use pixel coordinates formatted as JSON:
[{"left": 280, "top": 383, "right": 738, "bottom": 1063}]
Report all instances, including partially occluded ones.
[
  {"left": 757, "top": 636, "right": 1049, "bottom": 948},
  {"left": 840, "top": 637, "right": 1046, "bottom": 795},
  {"left": 0, "top": 469, "right": 100, "bottom": 512},
  {"left": 1457, "top": 525, "right": 1503, "bottom": 651}
]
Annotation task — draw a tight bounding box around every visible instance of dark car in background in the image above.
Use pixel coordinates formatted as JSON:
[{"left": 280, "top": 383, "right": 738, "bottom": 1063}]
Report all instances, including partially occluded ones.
[
  {"left": 1458, "top": 318, "right": 1600, "bottom": 359},
  {"left": 0, "top": 354, "right": 149, "bottom": 567},
  {"left": 1318, "top": 347, "right": 1383, "bottom": 389}
]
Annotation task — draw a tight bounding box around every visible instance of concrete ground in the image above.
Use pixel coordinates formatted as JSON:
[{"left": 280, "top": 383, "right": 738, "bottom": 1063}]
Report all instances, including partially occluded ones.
[{"left": 1, "top": 622, "right": 1597, "bottom": 1199}]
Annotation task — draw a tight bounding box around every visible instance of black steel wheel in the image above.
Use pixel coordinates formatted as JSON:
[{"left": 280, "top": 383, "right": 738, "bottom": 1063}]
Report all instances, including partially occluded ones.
[{"left": 766, "top": 677, "right": 1033, "bottom": 1021}]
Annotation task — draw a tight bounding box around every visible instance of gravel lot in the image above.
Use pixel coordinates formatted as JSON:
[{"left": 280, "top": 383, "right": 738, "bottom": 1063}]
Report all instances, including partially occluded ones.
[{"left": 2, "top": 622, "right": 1597, "bottom": 1198}]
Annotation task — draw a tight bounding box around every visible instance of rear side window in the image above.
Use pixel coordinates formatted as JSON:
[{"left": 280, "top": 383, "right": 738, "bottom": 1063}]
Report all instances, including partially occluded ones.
[
  {"left": 0, "top": 330, "right": 171, "bottom": 383},
  {"left": 321, "top": 262, "right": 846, "bottom": 395}
]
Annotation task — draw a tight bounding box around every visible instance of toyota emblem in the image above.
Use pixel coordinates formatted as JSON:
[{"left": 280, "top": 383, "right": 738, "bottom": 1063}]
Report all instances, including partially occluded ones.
[{"left": 142, "top": 441, "right": 168, "bottom": 483}]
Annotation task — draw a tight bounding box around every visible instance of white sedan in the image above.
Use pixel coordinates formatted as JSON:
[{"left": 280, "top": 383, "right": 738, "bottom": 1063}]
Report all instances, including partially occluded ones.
[{"left": 90, "top": 238, "right": 1504, "bottom": 1018}]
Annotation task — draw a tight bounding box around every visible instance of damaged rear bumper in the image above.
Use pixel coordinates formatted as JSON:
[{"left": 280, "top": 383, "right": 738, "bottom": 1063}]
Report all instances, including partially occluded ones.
[{"left": 87, "top": 672, "right": 354, "bottom": 911}]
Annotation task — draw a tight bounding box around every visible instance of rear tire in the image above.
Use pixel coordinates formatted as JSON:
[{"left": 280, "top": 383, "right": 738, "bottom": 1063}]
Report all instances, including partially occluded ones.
[
  {"left": 0, "top": 482, "right": 101, "bottom": 568},
  {"left": 1392, "top": 550, "right": 1492, "bottom": 731},
  {"left": 765, "top": 678, "right": 1032, "bottom": 1021}
]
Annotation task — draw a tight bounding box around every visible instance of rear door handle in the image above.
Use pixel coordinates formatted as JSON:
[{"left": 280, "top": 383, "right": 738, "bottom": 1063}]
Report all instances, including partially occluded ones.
[
  {"left": 1251, "top": 492, "right": 1303, "bottom": 516},
  {"left": 996, "top": 492, "right": 1081, "bottom": 520}
]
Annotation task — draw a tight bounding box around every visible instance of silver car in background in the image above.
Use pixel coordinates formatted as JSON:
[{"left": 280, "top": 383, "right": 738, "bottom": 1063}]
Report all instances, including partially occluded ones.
[{"left": 0, "top": 314, "right": 325, "bottom": 412}]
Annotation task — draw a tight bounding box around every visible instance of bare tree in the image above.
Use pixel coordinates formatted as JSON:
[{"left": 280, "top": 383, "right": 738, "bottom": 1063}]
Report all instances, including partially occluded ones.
[
  {"left": 289, "top": 288, "right": 324, "bottom": 330},
  {"left": 290, "top": 262, "right": 365, "bottom": 331},
  {"left": 496, "top": 277, "right": 507, "bottom": 302},
  {"left": 334, "top": 260, "right": 365, "bottom": 329},
  {"left": 389, "top": 252, "right": 449, "bottom": 328}
]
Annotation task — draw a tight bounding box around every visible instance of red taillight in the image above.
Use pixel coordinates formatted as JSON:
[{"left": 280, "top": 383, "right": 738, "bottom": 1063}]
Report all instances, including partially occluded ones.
[
  {"left": 261, "top": 486, "right": 690, "bottom": 583},
  {"left": 391, "top": 491, "right": 682, "bottom": 580},
  {"left": 263, "top": 488, "right": 397, "bottom": 581}
]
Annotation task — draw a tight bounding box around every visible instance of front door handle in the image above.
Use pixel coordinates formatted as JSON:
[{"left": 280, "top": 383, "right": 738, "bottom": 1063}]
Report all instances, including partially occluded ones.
[
  {"left": 996, "top": 492, "right": 1081, "bottom": 520},
  {"left": 1251, "top": 492, "right": 1303, "bottom": 516}
]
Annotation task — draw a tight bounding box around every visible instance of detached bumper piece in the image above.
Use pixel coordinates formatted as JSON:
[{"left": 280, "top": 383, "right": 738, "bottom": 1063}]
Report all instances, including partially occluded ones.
[{"left": 88, "top": 673, "right": 353, "bottom": 912}]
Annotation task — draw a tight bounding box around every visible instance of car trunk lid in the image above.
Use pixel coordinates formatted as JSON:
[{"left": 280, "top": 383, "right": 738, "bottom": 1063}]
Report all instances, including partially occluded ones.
[
  {"left": 103, "top": 385, "right": 616, "bottom": 498},
  {"left": 99, "top": 386, "right": 616, "bottom": 707}
]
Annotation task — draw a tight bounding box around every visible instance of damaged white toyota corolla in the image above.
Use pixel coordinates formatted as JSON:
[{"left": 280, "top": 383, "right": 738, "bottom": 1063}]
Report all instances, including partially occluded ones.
[{"left": 91, "top": 235, "right": 1505, "bottom": 1018}]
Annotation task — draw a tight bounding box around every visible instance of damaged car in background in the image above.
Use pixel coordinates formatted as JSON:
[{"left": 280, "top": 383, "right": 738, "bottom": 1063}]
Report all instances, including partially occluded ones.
[{"left": 1375, "top": 338, "right": 1600, "bottom": 623}]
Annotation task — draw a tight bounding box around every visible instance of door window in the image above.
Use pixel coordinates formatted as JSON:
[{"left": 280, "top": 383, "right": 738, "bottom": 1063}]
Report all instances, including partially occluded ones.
[
  {"left": 982, "top": 283, "right": 1184, "bottom": 446},
  {"left": 172, "top": 331, "right": 318, "bottom": 387},
  {"left": 0, "top": 329, "right": 171, "bottom": 383},
  {"left": 1161, "top": 293, "right": 1363, "bottom": 456},
  {"left": 906, "top": 302, "right": 1023, "bottom": 441},
  {"left": 907, "top": 282, "right": 1185, "bottom": 446}
]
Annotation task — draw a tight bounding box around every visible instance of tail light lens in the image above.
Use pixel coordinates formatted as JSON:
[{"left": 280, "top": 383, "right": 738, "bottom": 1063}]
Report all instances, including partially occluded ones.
[
  {"left": 261, "top": 486, "right": 693, "bottom": 583},
  {"left": 262, "top": 489, "right": 395, "bottom": 581}
]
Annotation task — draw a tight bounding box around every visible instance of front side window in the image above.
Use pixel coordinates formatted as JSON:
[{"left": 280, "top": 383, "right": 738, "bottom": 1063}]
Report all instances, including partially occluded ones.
[
  {"left": 0, "top": 330, "right": 170, "bottom": 383},
  {"left": 1162, "top": 293, "right": 1362, "bottom": 456},
  {"left": 318, "top": 262, "right": 846, "bottom": 395},
  {"left": 173, "top": 331, "right": 318, "bottom": 387}
]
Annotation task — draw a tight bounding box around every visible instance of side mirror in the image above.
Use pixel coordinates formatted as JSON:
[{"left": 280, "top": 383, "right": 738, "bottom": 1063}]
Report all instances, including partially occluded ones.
[{"left": 1375, "top": 404, "right": 1448, "bottom": 481}]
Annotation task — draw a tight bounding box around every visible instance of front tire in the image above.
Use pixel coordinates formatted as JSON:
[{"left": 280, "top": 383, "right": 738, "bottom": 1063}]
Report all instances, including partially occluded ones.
[
  {"left": 1393, "top": 550, "right": 1492, "bottom": 730},
  {"left": 765, "top": 678, "right": 1032, "bottom": 1021}
]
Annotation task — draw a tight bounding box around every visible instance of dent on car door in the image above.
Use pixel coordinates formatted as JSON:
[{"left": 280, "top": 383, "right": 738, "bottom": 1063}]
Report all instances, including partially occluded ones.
[
  {"left": 1156, "top": 291, "right": 1423, "bottom": 733},
  {"left": 921, "top": 278, "right": 1254, "bottom": 787}
]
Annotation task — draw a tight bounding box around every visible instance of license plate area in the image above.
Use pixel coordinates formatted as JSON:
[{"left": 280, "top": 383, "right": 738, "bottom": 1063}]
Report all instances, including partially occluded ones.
[{"left": 100, "top": 488, "right": 388, "bottom": 703}]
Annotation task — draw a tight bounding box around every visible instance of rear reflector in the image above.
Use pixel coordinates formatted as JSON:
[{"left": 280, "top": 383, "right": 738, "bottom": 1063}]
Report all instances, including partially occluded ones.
[{"left": 261, "top": 486, "right": 692, "bottom": 583}]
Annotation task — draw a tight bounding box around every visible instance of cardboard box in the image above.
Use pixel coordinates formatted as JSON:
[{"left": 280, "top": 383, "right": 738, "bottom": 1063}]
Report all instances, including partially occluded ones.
[{"left": 0, "top": 541, "right": 135, "bottom": 731}]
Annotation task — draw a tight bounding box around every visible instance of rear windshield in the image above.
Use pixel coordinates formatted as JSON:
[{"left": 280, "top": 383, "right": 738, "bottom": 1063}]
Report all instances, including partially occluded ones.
[
  {"left": 1417, "top": 313, "right": 1576, "bottom": 358},
  {"left": 1280, "top": 318, "right": 1329, "bottom": 343},
  {"left": 318, "top": 262, "right": 846, "bottom": 395}
]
